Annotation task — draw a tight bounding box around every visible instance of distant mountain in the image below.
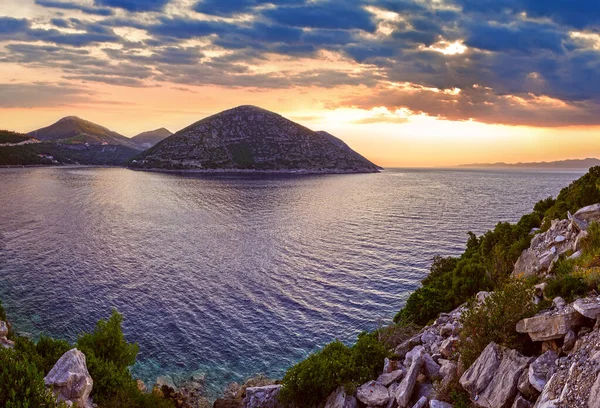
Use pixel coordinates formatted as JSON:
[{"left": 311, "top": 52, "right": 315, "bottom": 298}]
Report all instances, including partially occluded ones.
[
  {"left": 131, "top": 128, "right": 172, "bottom": 149},
  {"left": 131, "top": 105, "right": 379, "bottom": 173},
  {"left": 459, "top": 158, "right": 600, "bottom": 169},
  {"left": 28, "top": 116, "right": 140, "bottom": 150}
]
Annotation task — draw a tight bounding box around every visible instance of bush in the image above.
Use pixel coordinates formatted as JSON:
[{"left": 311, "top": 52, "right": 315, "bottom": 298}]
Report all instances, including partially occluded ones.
[
  {"left": 279, "top": 333, "right": 388, "bottom": 407},
  {"left": 545, "top": 274, "right": 587, "bottom": 302},
  {"left": 458, "top": 280, "right": 538, "bottom": 368},
  {"left": 14, "top": 336, "right": 71, "bottom": 375},
  {"left": 75, "top": 309, "right": 169, "bottom": 407},
  {"left": 0, "top": 347, "right": 64, "bottom": 408},
  {"left": 543, "top": 166, "right": 600, "bottom": 221}
]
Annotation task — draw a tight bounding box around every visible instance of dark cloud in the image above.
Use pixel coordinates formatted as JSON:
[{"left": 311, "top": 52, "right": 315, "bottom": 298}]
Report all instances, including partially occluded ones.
[
  {"left": 454, "top": 0, "right": 600, "bottom": 29},
  {"left": 34, "top": 0, "right": 114, "bottom": 16},
  {"left": 2, "top": 0, "right": 600, "bottom": 125},
  {"left": 193, "top": 0, "right": 304, "bottom": 17},
  {"left": 94, "top": 0, "right": 170, "bottom": 12},
  {"left": 263, "top": 2, "right": 376, "bottom": 31}
]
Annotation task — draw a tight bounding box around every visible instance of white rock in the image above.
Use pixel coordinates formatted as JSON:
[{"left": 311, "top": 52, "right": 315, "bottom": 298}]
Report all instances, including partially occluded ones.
[
  {"left": 356, "top": 381, "right": 390, "bottom": 407},
  {"left": 44, "top": 349, "right": 93, "bottom": 408},
  {"left": 0, "top": 321, "right": 8, "bottom": 337},
  {"left": 529, "top": 351, "right": 558, "bottom": 392},
  {"left": 396, "top": 347, "right": 423, "bottom": 407},
  {"left": 429, "top": 401, "right": 453, "bottom": 408},
  {"left": 244, "top": 385, "right": 282, "bottom": 408},
  {"left": 412, "top": 396, "right": 427, "bottom": 408},
  {"left": 574, "top": 204, "right": 600, "bottom": 223},
  {"left": 377, "top": 369, "right": 405, "bottom": 386},
  {"left": 555, "top": 235, "right": 566, "bottom": 243},
  {"left": 573, "top": 298, "right": 600, "bottom": 319},
  {"left": 552, "top": 297, "right": 566, "bottom": 310}
]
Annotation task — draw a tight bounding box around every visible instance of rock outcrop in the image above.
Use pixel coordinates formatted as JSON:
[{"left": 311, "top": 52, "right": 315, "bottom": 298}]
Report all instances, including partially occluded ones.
[
  {"left": 131, "top": 105, "right": 380, "bottom": 173},
  {"left": 516, "top": 304, "right": 587, "bottom": 341},
  {"left": 0, "top": 320, "right": 14, "bottom": 349},
  {"left": 243, "top": 385, "right": 282, "bottom": 408},
  {"left": 152, "top": 373, "right": 210, "bottom": 408},
  {"left": 44, "top": 348, "right": 94, "bottom": 408}
]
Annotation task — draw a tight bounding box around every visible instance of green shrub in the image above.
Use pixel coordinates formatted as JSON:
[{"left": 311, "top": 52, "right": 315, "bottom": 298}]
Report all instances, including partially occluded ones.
[
  {"left": 458, "top": 280, "right": 537, "bottom": 368},
  {"left": 0, "top": 300, "right": 6, "bottom": 322},
  {"left": 279, "top": 333, "right": 388, "bottom": 407},
  {"left": 74, "top": 310, "right": 174, "bottom": 407},
  {"left": 0, "top": 347, "right": 64, "bottom": 408},
  {"left": 546, "top": 274, "right": 587, "bottom": 302},
  {"left": 77, "top": 310, "right": 138, "bottom": 369},
  {"left": 14, "top": 336, "right": 71, "bottom": 375},
  {"left": 543, "top": 166, "right": 600, "bottom": 221}
]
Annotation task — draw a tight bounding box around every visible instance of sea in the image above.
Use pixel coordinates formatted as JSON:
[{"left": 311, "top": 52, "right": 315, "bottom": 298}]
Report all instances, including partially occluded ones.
[{"left": 0, "top": 166, "right": 585, "bottom": 396}]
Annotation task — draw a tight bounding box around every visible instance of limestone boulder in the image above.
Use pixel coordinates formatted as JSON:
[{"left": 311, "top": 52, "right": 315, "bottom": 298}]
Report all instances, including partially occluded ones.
[
  {"left": 477, "top": 349, "right": 532, "bottom": 408},
  {"left": 356, "top": 381, "right": 390, "bottom": 407},
  {"left": 44, "top": 348, "right": 94, "bottom": 408},
  {"left": 377, "top": 369, "right": 405, "bottom": 387},
  {"left": 429, "top": 401, "right": 452, "bottom": 408},
  {"left": 574, "top": 204, "right": 600, "bottom": 223},
  {"left": 512, "top": 395, "right": 531, "bottom": 408},
  {"left": 460, "top": 342, "right": 502, "bottom": 396},
  {"left": 460, "top": 343, "right": 532, "bottom": 408},
  {"left": 412, "top": 396, "right": 427, "bottom": 408},
  {"left": 422, "top": 354, "right": 441, "bottom": 380},
  {"left": 439, "top": 336, "right": 458, "bottom": 358},
  {"left": 243, "top": 385, "right": 281, "bottom": 408},
  {"left": 0, "top": 321, "right": 8, "bottom": 337},
  {"left": 517, "top": 369, "right": 539, "bottom": 400},
  {"left": 325, "top": 387, "right": 358, "bottom": 408},
  {"left": 528, "top": 351, "right": 558, "bottom": 393},
  {"left": 516, "top": 306, "right": 586, "bottom": 341},
  {"left": 572, "top": 297, "right": 600, "bottom": 320},
  {"left": 396, "top": 347, "right": 424, "bottom": 407}
]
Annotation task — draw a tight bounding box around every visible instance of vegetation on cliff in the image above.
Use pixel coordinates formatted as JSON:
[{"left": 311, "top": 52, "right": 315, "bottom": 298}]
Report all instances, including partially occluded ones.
[
  {"left": 279, "top": 333, "right": 387, "bottom": 407},
  {"left": 0, "top": 305, "right": 173, "bottom": 408},
  {"left": 395, "top": 167, "right": 600, "bottom": 327},
  {"left": 0, "top": 143, "right": 140, "bottom": 166},
  {"left": 0, "top": 130, "right": 33, "bottom": 144}
]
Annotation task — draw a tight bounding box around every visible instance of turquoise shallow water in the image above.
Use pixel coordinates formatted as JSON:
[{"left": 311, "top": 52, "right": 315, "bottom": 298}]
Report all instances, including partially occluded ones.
[{"left": 0, "top": 167, "right": 585, "bottom": 396}]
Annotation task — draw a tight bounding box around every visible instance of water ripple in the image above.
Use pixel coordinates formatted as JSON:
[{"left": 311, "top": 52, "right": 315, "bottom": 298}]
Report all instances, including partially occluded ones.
[{"left": 0, "top": 167, "right": 584, "bottom": 396}]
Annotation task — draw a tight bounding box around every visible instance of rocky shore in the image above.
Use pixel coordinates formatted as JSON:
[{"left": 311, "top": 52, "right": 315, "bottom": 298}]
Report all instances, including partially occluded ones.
[{"left": 210, "top": 203, "right": 600, "bottom": 408}]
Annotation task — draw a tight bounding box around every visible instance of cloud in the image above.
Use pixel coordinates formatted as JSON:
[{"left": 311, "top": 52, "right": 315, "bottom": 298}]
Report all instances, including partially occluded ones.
[
  {"left": 343, "top": 84, "right": 600, "bottom": 127},
  {"left": 263, "top": 2, "right": 377, "bottom": 31},
  {"left": 454, "top": 0, "right": 600, "bottom": 30},
  {"left": 0, "top": 82, "right": 98, "bottom": 107},
  {"left": 35, "top": 0, "right": 114, "bottom": 16},
  {"left": 94, "top": 0, "right": 171, "bottom": 12},
  {"left": 193, "top": 0, "right": 304, "bottom": 17},
  {"left": 2, "top": 0, "right": 600, "bottom": 126}
]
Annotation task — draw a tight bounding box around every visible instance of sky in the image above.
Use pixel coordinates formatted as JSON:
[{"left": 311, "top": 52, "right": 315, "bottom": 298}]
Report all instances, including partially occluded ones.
[{"left": 1, "top": 0, "right": 600, "bottom": 167}]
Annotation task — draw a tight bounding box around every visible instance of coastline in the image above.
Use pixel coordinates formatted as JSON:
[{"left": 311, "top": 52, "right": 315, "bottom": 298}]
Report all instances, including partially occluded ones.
[{"left": 127, "top": 166, "right": 382, "bottom": 175}]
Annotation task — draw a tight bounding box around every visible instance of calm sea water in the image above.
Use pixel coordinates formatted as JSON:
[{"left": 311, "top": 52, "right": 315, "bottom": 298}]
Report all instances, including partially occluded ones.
[{"left": 0, "top": 167, "right": 585, "bottom": 396}]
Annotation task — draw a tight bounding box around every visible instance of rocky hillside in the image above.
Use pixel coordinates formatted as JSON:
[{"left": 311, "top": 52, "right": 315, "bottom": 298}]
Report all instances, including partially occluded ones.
[
  {"left": 130, "top": 105, "right": 380, "bottom": 173},
  {"left": 28, "top": 116, "right": 140, "bottom": 150},
  {"left": 132, "top": 128, "right": 173, "bottom": 149},
  {"left": 0, "top": 130, "right": 38, "bottom": 146}
]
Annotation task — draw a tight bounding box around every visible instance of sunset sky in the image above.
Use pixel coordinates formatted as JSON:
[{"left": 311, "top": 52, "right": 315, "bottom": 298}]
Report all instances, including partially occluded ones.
[{"left": 1, "top": 0, "right": 599, "bottom": 167}]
